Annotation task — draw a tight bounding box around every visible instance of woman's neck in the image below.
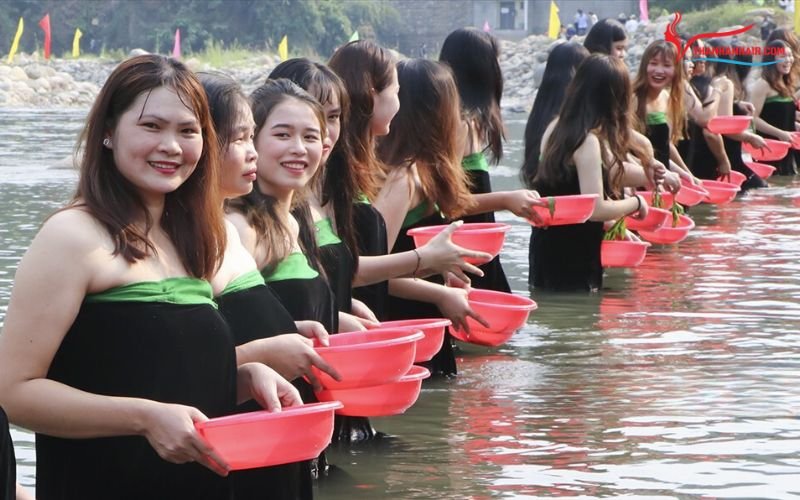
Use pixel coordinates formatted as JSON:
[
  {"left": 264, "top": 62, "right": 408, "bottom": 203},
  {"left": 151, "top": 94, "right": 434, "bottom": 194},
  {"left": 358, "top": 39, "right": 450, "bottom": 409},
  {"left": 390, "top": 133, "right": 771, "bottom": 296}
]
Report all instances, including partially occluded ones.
[{"left": 256, "top": 178, "right": 293, "bottom": 216}]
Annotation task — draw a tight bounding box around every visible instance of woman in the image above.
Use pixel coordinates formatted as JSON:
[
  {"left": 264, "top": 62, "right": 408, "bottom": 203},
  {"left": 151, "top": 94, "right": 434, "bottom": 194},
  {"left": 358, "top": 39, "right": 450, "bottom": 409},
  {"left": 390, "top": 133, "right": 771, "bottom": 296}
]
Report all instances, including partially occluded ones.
[
  {"left": 201, "top": 73, "right": 340, "bottom": 498},
  {"left": 583, "top": 18, "right": 628, "bottom": 59},
  {"left": 439, "top": 27, "right": 541, "bottom": 293},
  {"left": 750, "top": 40, "right": 797, "bottom": 176},
  {"left": 0, "top": 55, "right": 299, "bottom": 500},
  {"left": 531, "top": 55, "right": 648, "bottom": 292}
]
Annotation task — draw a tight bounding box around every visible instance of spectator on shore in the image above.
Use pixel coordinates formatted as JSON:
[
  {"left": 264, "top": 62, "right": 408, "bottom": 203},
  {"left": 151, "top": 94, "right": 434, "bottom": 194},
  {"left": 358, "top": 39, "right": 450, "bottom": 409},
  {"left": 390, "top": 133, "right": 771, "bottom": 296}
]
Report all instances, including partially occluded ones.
[
  {"left": 575, "top": 9, "right": 589, "bottom": 36},
  {"left": 588, "top": 12, "right": 598, "bottom": 27},
  {"left": 625, "top": 14, "right": 639, "bottom": 34},
  {"left": 761, "top": 15, "right": 776, "bottom": 41}
]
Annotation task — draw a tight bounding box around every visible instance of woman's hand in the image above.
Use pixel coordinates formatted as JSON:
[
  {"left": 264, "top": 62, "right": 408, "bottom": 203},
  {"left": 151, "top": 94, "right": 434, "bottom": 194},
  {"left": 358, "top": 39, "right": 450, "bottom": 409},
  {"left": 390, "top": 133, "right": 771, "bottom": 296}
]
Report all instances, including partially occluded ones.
[
  {"left": 242, "top": 334, "right": 340, "bottom": 390},
  {"left": 237, "top": 362, "right": 303, "bottom": 411},
  {"left": 417, "top": 221, "right": 491, "bottom": 282},
  {"left": 631, "top": 194, "right": 649, "bottom": 220},
  {"left": 434, "top": 286, "right": 490, "bottom": 334},
  {"left": 139, "top": 400, "right": 230, "bottom": 476},
  {"left": 738, "top": 100, "right": 756, "bottom": 115},
  {"left": 294, "top": 320, "right": 329, "bottom": 346},
  {"left": 717, "top": 158, "right": 732, "bottom": 176},
  {"left": 662, "top": 170, "right": 682, "bottom": 193},
  {"left": 743, "top": 132, "right": 766, "bottom": 149},
  {"left": 502, "top": 189, "right": 548, "bottom": 222},
  {"left": 338, "top": 311, "right": 378, "bottom": 332},
  {"left": 350, "top": 298, "right": 379, "bottom": 324}
]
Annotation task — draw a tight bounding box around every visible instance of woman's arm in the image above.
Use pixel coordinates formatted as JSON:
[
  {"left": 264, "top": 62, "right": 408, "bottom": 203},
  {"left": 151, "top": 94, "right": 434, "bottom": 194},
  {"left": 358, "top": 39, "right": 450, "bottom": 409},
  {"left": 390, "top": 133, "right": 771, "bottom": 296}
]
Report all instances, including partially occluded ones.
[
  {"left": 463, "top": 190, "right": 545, "bottom": 219},
  {"left": 750, "top": 79, "right": 793, "bottom": 141},
  {"left": 685, "top": 81, "right": 719, "bottom": 126},
  {"left": 387, "top": 278, "right": 488, "bottom": 332}
]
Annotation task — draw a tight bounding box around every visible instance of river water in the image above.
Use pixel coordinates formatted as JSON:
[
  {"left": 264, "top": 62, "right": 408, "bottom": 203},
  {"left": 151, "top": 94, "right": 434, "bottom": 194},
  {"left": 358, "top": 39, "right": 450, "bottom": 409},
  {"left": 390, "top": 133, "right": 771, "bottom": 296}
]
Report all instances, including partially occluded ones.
[{"left": 2, "top": 109, "right": 800, "bottom": 498}]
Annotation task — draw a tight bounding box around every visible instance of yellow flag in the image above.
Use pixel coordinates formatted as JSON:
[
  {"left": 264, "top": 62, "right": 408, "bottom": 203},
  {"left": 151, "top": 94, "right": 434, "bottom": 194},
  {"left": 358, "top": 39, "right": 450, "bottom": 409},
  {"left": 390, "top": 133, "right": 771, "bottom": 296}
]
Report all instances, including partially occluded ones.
[
  {"left": 795, "top": 0, "right": 800, "bottom": 38},
  {"left": 7, "top": 17, "right": 24, "bottom": 64},
  {"left": 278, "top": 35, "right": 288, "bottom": 61},
  {"left": 72, "top": 28, "right": 83, "bottom": 58},
  {"left": 548, "top": 1, "right": 560, "bottom": 40},
  {"left": 349, "top": 31, "right": 359, "bottom": 43}
]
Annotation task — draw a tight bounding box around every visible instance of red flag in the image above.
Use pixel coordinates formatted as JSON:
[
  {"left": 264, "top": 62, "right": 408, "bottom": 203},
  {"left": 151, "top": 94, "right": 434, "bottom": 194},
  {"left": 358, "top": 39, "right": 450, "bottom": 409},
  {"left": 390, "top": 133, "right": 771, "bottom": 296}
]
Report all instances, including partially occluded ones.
[
  {"left": 38, "top": 13, "right": 51, "bottom": 59},
  {"left": 172, "top": 29, "right": 181, "bottom": 59}
]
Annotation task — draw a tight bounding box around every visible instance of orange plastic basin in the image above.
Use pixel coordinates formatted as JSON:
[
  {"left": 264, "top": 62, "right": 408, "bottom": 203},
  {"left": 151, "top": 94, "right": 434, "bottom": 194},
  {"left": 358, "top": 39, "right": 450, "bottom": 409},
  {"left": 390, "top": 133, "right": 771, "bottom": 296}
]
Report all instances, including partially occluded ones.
[
  {"left": 195, "top": 401, "right": 342, "bottom": 470},
  {"left": 450, "top": 289, "right": 537, "bottom": 347},
  {"left": 316, "top": 365, "right": 430, "bottom": 417},
  {"left": 407, "top": 222, "right": 510, "bottom": 265},
  {"left": 601, "top": 240, "right": 651, "bottom": 268},
  {"left": 528, "top": 194, "right": 599, "bottom": 227},
  {"left": 373, "top": 318, "right": 451, "bottom": 363},
  {"left": 638, "top": 214, "right": 695, "bottom": 244},
  {"left": 312, "top": 328, "right": 423, "bottom": 390}
]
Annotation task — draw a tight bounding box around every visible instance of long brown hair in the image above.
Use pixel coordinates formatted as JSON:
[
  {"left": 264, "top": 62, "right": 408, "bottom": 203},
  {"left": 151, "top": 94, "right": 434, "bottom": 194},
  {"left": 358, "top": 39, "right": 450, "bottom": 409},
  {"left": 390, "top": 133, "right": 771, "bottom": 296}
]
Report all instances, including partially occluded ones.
[
  {"left": 535, "top": 55, "right": 632, "bottom": 197},
  {"left": 439, "top": 28, "right": 505, "bottom": 163},
  {"left": 766, "top": 28, "right": 800, "bottom": 85},
  {"left": 72, "top": 54, "right": 224, "bottom": 279},
  {"left": 328, "top": 40, "right": 396, "bottom": 202},
  {"left": 268, "top": 58, "right": 360, "bottom": 274},
  {"left": 762, "top": 40, "right": 796, "bottom": 98},
  {"left": 377, "top": 59, "right": 474, "bottom": 219},
  {"left": 632, "top": 40, "right": 686, "bottom": 144},
  {"left": 228, "top": 78, "right": 327, "bottom": 275}
]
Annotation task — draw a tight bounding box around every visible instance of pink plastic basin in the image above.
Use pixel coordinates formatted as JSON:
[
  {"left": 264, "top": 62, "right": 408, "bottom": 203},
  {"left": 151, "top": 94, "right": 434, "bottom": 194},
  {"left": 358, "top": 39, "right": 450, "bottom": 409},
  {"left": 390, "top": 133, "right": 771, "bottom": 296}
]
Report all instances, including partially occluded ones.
[
  {"left": 373, "top": 318, "right": 451, "bottom": 363},
  {"left": 626, "top": 206, "right": 670, "bottom": 231},
  {"left": 195, "top": 401, "right": 342, "bottom": 470},
  {"left": 676, "top": 181, "right": 709, "bottom": 206},
  {"left": 716, "top": 170, "right": 747, "bottom": 187},
  {"left": 450, "top": 289, "right": 537, "bottom": 347},
  {"left": 743, "top": 139, "right": 791, "bottom": 161},
  {"left": 407, "top": 222, "right": 510, "bottom": 265},
  {"left": 707, "top": 115, "right": 752, "bottom": 134},
  {"left": 529, "top": 194, "right": 599, "bottom": 227},
  {"left": 791, "top": 132, "right": 800, "bottom": 150},
  {"left": 638, "top": 214, "right": 695, "bottom": 244},
  {"left": 316, "top": 365, "right": 430, "bottom": 417},
  {"left": 637, "top": 190, "right": 674, "bottom": 209},
  {"left": 312, "top": 328, "right": 424, "bottom": 390},
  {"left": 601, "top": 240, "right": 651, "bottom": 268},
  {"left": 744, "top": 161, "right": 776, "bottom": 179},
  {"left": 700, "top": 179, "right": 740, "bottom": 204}
]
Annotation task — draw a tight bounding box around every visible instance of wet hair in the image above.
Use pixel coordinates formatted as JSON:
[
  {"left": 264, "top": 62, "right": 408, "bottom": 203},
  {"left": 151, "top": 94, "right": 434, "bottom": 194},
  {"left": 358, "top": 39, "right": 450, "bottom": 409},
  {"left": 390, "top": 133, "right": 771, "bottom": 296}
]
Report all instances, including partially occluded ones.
[
  {"left": 762, "top": 40, "right": 795, "bottom": 97},
  {"left": 632, "top": 40, "right": 686, "bottom": 144},
  {"left": 198, "top": 72, "right": 249, "bottom": 152},
  {"left": 522, "top": 42, "right": 589, "bottom": 188},
  {"left": 439, "top": 27, "right": 505, "bottom": 163},
  {"left": 228, "top": 78, "right": 327, "bottom": 274},
  {"left": 535, "top": 55, "right": 632, "bottom": 197},
  {"left": 269, "top": 58, "right": 359, "bottom": 275},
  {"left": 377, "top": 59, "right": 474, "bottom": 219},
  {"left": 328, "top": 40, "right": 396, "bottom": 202},
  {"left": 72, "top": 54, "right": 224, "bottom": 279},
  {"left": 583, "top": 18, "right": 627, "bottom": 55}
]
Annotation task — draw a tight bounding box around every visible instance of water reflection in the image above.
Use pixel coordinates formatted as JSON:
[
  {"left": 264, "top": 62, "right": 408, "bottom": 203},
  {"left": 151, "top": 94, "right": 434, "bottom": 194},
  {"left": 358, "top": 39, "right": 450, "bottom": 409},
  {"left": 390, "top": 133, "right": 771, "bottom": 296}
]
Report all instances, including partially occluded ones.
[{"left": 3, "top": 112, "right": 800, "bottom": 497}]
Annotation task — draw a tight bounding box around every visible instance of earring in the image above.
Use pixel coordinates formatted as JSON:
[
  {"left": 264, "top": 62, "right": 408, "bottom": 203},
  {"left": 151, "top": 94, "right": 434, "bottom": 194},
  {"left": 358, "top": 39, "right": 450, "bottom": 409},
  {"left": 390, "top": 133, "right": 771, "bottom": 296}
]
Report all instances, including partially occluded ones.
[{"left": 103, "top": 138, "right": 112, "bottom": 148}]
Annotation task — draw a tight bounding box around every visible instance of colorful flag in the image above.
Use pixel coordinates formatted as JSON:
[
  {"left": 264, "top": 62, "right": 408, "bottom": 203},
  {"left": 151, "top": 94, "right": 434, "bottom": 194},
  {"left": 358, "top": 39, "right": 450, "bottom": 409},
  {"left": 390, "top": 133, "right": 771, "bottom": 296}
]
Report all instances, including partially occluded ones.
[
  {"left": 172, "top": 28, "right": 181, "bottom": 59},
  {"left": 278, "top": 35, "right": 288, "bottom": 61},
  {"left": 640, "top": 0, "right": 649, "bottom": 23},
  {"left": 482, "top": 20, "right": 491, "bottom": 32},
  {"left": 39, "top": 13, "right": 51, "bottom": 59},
  {"left": 7, "top": 17, "right": 24, "bottom": 64},
  {"left": 349, "top": 31, "right": 359, "bottom": 42},
  {"left": 548, "top": 1, "right": 560, "bottom": 39},
  {"left": 72, "top": 28, "right": 83, "bottom": 58}
]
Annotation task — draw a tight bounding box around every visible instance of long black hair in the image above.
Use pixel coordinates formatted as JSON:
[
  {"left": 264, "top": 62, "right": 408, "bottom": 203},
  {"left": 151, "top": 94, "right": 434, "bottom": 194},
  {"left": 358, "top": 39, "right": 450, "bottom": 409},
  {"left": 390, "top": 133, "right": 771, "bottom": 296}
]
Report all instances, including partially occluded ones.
[
  {"left": 521, "top": 42, "right": 589, "bottom": 188},
  {"left": 584, "top": 18, "right": 627, "bottom": 55}
]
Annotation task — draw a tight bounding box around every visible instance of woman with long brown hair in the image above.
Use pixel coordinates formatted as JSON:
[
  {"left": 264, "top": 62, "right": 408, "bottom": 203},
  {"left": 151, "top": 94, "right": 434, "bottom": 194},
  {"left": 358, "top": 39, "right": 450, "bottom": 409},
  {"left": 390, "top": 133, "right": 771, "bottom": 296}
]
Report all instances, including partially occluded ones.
[
  {"left": 532, "top": 54, "right": 648, "bottom": 291},
  {"left": 0, "top": 55, "right": 300, "bottom": 499}
]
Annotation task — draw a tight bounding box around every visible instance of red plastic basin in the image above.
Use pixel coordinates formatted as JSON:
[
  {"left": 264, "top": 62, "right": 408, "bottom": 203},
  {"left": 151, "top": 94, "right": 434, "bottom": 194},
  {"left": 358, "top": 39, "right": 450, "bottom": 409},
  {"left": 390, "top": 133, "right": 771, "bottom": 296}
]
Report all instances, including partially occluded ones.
[
  {"left": 372, "top": 318, "right": 451, "bottom": 363},
  {"left": 407, "top": 222, "right": 510, "bottom": 265},
  {"left": 700, "top": 179, "right": 740, "bottom": 204},
  {"left": 676, "top": 181, "right": 709, "bottom": 206},
  {"left": 316, "top": 365, "right": 430, "bottom": 417},
  {"left": 716, "top": 170, "right": 747, "bottom": 187},
  {"left": 743, "top": 139, "right": 790, "bottom": 161},
  {"left": 626, "top": 206, "right": 670, "bottom": 231},
  {"left": 450, "top": 289, "right": 537, "bottom": 347},
  {"left": 637, "top": 190, "right": 674, "bottom": 209},
  {"left": 706, "top": 115, "right": 752, "bottom": 134},
  {"left": 744, "top": 161, "right": 776, "bottom": 179},
  {"left": 638, "top": 214, "right": 695, "bottom": 244},
  {"left": 312, "top": 328, "right": 424, "bottom": 390},
  {"left": 195, "top": 401, "right": 342, "bottom": 470},
  {"left": 528, "top": 194, "right": 599, "bottom": 227},
  {"left": 601, "top": 240, "right": 651, "bottom": 268}
]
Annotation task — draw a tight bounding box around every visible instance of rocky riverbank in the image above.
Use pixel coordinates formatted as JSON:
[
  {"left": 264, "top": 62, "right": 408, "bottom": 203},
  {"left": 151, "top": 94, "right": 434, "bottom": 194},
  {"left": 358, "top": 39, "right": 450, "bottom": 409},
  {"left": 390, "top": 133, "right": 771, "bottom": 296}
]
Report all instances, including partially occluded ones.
[{"left": 0, "top": 12, "right": 773, "bottom": 112}]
